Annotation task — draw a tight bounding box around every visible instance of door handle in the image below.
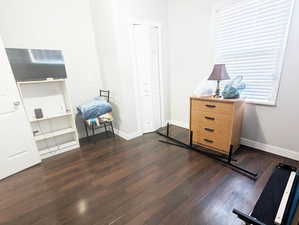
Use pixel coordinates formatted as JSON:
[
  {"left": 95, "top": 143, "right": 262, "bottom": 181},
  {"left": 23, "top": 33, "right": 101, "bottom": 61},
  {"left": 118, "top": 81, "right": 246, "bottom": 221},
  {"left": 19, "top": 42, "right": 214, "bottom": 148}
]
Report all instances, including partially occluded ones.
[
  {"left": 206, "top": 104, "right": 216, "bottom": 108},
  {"left": 13, "top": 101, "right": 21, "bottom": 106},
  {"left": 204, "top": 139, "right": 214, "bottom": 143},
  {"left": 205, "top": 116, "right": 215, "bottom": 121},
  {"left": 204, "top": 128, "right": 214, "bottom": 132}
]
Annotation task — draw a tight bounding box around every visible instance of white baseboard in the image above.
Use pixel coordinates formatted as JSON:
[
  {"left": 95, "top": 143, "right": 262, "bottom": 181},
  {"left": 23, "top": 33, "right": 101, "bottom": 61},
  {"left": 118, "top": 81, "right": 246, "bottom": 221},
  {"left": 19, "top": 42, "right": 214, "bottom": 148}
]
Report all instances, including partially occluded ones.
[
  {"left": 41, "top": 143, "right": 80, "bottom": 160},
  {"left": 170, "top": 120, "right": 299, "bottom": 161},
  {"left": 162, "top": 120, "right": 169, "bottom": 128},
  {"left": 241, "top": 138, "right": 299, "bottom": 161},
  {"left": 78, "top": 126, "right": 142, "bottom": 141},
  {"left": 114, "top": 129, "right": 142, "bottom": 141},
  {"left": 114, "top": 120, "right": 169, "bottom": 141},
  {"left": 169, "top": 120, "right": 189, "bottom": 129}
]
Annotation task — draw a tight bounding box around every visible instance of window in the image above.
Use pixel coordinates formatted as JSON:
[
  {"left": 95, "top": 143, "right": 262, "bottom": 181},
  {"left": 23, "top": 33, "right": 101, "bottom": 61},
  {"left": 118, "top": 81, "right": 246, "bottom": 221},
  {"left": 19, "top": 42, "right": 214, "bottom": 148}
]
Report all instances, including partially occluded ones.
[
  {"left": 214, "top": 0, "right": 294, "bottom": 105},
  {"left": 29, "top": 49, "right": 64, "bottom": 65}
]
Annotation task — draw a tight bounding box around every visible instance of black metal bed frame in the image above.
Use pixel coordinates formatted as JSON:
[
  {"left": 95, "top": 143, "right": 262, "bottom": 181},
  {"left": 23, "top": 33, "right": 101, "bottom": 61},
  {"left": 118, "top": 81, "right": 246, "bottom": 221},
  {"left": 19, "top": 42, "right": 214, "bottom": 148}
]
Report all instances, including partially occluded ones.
[
  {"left": 232, "top": 209, "right": 267, "bottom": 225},
  {"left": 156, "top": 123, "right": 258, "bottom": 179}
]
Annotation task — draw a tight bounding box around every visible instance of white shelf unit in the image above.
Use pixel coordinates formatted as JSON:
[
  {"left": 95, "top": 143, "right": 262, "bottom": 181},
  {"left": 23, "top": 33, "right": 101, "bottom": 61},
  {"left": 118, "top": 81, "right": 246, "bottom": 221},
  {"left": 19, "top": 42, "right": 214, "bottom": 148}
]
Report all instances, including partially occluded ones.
[
  {"left": 17, "top": 79, "right": 79, "bottom": 159},
  {"left": 34, "top": 128, "right": 76, "bottom": 141},
  {"left": 29, "top": 112, "right": 73, "bottom": 123}
]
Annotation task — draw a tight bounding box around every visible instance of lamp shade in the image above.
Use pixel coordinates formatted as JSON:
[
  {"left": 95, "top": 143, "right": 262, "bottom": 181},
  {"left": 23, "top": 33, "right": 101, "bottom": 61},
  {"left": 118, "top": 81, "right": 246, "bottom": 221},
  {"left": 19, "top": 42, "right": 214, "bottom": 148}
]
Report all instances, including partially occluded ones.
[{"left": 208, "top": 64, "right": 230, "bottom": 81}]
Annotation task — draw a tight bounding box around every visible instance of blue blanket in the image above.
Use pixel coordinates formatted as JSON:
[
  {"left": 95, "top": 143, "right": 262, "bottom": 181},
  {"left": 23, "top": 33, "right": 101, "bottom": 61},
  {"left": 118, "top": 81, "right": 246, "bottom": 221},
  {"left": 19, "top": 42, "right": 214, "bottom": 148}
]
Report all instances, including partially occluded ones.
[{"left": 77, "top": 97, "right": 112, "bottom": 120}]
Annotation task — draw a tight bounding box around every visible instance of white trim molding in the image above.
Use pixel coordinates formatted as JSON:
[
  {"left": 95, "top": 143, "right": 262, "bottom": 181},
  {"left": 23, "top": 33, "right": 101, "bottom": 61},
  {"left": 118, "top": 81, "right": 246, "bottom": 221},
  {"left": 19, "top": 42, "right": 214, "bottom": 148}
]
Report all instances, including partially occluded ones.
[
  {"left": 170, "top": 120, "right": 299, "bottom": 161},
  {"left": 114, "top": 129, "right": 142, "bottom": 141},
  {"left": 40, "top": 144, "right": 80, "bottom": 160},
  {"left": 241, "top": 138, "right": 299, "bottom": 161},
  {"left": 130, "top": 22, "right": 166, "bottom": 135},
  {"left": 170, "top": 120, "right": 189, "bottom": 129}
]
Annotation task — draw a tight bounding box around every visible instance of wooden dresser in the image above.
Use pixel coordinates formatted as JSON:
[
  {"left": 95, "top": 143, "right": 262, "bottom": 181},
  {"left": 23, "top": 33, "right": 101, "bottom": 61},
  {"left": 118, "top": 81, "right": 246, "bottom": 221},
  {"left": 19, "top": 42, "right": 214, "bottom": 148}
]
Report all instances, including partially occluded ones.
[{"left": 190, "top": 97, "right": 245, "bottom": 155}]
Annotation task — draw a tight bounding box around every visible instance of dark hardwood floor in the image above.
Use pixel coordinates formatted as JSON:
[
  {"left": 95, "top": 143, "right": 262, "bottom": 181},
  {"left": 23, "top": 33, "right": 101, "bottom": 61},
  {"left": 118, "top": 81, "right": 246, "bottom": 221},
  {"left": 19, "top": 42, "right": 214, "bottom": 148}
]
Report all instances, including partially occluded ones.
[{"left": 1, "top": 126, "right": 298, "bottom": 225}]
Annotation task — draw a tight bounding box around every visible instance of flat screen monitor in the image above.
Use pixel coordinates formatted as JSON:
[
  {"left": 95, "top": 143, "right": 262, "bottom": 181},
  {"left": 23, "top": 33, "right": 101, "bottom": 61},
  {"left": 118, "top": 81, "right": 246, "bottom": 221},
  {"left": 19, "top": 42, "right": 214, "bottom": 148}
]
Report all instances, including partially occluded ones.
[{"left": 5, "top": 48, "right": 67, "bottom": 82}]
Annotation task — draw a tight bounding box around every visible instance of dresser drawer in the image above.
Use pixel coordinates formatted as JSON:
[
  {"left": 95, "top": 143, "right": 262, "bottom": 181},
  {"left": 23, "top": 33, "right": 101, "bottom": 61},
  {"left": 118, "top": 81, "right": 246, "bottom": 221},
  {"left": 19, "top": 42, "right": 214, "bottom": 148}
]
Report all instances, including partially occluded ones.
[
  {"left": 197, "top": 133, "right": 230, "bottom": 153},
  {"left": 192, "top": 99, "right": 233, "bottom": 115},
  {"left": 191, "top": 111, "right": 233, "bottom": 132},
  {"left": 197, "top": 123, "right": 231, "bottom": 139}
]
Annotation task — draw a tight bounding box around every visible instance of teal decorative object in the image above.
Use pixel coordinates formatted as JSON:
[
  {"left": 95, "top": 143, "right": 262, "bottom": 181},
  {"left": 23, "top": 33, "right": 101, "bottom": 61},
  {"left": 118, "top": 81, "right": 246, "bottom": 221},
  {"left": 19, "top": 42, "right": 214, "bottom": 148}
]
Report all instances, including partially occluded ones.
[{"left": 222, "top": 76, "right": 246, "bottom": 99}]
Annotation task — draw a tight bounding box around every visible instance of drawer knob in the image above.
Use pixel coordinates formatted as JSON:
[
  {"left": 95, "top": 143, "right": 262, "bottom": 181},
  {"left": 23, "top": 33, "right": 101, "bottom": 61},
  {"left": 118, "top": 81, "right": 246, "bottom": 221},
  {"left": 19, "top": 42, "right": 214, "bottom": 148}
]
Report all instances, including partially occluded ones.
[
  {"left": 204, "top": 128, "right": 214, "bottom": 132},
  {"left": 204, "top": 139, "right": 214, "bottom": 143},
  {"left": 205, "top": 116, "right": 215, "bottom": 121},
  {"left": 206, "top": 104, "right": 216, "bottom": 108}
]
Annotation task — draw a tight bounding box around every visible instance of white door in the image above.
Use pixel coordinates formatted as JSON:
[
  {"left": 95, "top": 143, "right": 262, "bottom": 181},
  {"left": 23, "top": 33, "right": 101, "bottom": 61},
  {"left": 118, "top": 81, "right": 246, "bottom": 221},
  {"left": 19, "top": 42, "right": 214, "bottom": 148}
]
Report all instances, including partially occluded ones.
[
  {"left": 132, "top": 24, "right": 162, "bottom": 133},
  {"left": 0, "top": 37, "right": 41, "bottom": 180}
]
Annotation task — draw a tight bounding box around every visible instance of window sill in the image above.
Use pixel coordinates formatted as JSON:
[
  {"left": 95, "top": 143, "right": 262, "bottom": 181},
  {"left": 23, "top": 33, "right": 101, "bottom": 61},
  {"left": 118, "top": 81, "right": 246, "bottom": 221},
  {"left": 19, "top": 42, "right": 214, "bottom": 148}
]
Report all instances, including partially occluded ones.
[{"left": 244, "top": 99, "right": 277, "bottom": 107}]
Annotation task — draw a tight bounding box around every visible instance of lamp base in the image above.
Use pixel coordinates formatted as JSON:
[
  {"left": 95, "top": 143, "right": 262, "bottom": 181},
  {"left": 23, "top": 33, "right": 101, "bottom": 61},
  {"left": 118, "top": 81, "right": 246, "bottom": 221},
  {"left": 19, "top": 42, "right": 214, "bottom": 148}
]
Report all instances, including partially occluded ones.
[
  {"left": 213, "top": 95, "right": 222, "bottom": 98},
  {"left": 213, "top": 80, "right": 221, "bottom": 98}
]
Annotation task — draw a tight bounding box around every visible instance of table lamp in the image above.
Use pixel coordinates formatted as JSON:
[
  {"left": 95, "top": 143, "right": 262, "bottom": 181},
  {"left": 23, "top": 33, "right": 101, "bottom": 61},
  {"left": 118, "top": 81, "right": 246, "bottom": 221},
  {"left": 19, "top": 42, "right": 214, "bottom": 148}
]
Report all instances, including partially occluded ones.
[{"left": 208, "top": 64, "right": 230, "bottom": 98}]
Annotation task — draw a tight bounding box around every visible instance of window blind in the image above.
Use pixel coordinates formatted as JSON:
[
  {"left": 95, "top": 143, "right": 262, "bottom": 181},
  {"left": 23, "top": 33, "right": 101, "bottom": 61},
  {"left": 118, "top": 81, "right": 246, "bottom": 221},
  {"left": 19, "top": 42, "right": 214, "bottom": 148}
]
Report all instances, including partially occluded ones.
[
  {"left": 214, "top": 0, "right": 294, "bottom": 104},
  {"left": 29, "top": 50, "right": 64, "bottom": 64}
]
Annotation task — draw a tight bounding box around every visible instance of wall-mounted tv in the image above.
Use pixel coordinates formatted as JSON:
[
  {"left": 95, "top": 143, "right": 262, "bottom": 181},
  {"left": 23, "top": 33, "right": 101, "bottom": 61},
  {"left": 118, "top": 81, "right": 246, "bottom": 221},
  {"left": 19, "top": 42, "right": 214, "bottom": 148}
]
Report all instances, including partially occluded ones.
[{"left": 5, "top": 48, "right": 67, "bottom": 82}]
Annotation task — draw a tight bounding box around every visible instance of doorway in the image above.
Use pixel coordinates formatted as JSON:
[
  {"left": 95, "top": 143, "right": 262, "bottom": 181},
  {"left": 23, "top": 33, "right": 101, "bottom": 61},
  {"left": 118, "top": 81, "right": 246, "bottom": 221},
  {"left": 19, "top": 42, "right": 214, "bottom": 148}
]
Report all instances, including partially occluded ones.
[{"left": 132, "top": 23, "right": 164, "bottom": 134}]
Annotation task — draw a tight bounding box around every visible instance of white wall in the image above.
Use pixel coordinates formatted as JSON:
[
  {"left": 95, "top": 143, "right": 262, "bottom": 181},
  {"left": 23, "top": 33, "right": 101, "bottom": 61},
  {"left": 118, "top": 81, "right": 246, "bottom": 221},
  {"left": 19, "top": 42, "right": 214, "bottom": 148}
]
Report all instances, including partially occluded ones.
[
  {"left": 168, "top": 0, "right": 299, "bottom": 159},
  {"left": 242, "top": 0, "right": 299, "bottom": 153},
  {"left": 0, "top": 0, "right": 103, "bottom": 137},
  {"left": 90, "top": 0, "right": 169, "bottom": 138},
  {"left": 90, "top": 0, "right": 126, "bottom": 134},
  {"left": 168, "top": 0, "right": 216, "bottom": 127}
]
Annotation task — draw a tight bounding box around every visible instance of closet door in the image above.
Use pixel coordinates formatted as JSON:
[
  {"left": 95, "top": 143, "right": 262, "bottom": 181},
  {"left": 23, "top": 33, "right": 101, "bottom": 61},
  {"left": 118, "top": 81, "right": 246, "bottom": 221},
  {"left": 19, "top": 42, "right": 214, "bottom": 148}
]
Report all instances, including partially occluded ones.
[
  {"left": 149, "top": 26, "right": 162, "bottom": 132},
  {"left": 132, "top": 24, "right": 162, "bottom": 133},
  {"left": 0, "top": 37, "right": 41, "bottom": 180}
]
